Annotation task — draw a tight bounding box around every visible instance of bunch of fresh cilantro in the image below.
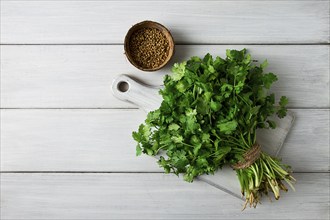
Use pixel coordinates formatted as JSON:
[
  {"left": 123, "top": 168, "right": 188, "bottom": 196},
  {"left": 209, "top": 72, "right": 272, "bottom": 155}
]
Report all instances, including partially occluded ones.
[{"left": 133, "top": 49, "right": 295, "bottom": 209}]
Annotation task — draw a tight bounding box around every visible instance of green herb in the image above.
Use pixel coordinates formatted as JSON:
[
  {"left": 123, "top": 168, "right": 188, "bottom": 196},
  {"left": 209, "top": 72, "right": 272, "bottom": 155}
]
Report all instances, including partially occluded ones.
[{"left": 132, "top": 49, "right": 295, "bottom": 209}]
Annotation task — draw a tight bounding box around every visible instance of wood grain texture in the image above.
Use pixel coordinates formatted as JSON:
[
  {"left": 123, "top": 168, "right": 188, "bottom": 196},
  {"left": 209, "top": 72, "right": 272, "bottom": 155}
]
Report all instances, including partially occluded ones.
[
  {"left": 1, "top": 109, "right": 328, "bottom": 172},
  {"left": 1, "top": 1, "right": 329, "bottom": 219},
  {"left": 280, "top": 109, "right": 330, "bottom": 172},
  {"left": 1, "top": 45, "right": 329, "bottom": 108},
  {"left": 1, "top": 1, "right": 329, "bottom": 44},
  {"left": 3, "top": 0, "right": 329, "bottom": 1},
  {"left": 1, "top": 173, "right": 329, "bottom": 219}
]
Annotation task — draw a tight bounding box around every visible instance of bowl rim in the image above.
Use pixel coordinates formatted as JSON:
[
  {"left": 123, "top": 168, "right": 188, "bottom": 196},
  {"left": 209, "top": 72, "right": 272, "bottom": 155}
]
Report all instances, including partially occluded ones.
[{"left": 124, "top": 20, "right": 175, "bottom": 72}]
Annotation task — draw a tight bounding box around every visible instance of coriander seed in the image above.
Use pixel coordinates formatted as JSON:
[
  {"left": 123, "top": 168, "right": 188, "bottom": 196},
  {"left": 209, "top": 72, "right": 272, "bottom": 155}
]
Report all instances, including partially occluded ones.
[{"left": 128, "top": 27, "right": 170, "bottom": 70}]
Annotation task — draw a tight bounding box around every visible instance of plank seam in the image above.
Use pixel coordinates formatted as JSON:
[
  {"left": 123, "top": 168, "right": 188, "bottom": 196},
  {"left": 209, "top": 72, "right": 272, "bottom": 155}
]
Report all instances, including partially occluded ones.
[
  {"left": 1, "top": 107, "right": 329, "bottom": 110},
  {"left": 1, "top": 43, "right": 330, "bottom": 46},
  {"left": 1, "top": 171, "right": 329, "bottom": 174}
]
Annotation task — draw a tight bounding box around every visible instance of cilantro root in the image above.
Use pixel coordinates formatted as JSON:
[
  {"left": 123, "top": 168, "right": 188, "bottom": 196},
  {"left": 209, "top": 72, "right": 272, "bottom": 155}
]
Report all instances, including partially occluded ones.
[
  {"left": 235, "top": 153, "right": 295, "bottom": 210},
  {"left": 132, "top": 48, "right": 295, "bottom": 209}
]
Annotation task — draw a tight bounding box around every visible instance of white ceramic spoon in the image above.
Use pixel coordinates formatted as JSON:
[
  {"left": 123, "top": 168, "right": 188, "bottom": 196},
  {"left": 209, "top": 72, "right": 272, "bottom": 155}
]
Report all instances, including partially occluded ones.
[{"left": 112, "top": 74, "right": 295, "bottom": 199}]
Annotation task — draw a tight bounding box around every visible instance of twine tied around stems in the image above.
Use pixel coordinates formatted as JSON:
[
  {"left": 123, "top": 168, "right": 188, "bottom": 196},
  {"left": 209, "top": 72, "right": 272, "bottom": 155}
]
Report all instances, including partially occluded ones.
[{"left": 232, "top": 143, "right": 261, "bottom": 170}]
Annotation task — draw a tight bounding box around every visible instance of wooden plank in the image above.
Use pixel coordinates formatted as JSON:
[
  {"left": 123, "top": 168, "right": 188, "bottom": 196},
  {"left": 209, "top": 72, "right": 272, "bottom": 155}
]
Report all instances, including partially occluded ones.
[
  {"left": 280, "top": 109, "right": 330, "bottom": 172},
  {"left": 1, "top": 109, "right": 328, "bottom": 172},
  {"left": 3, "top": 0, "right": 328, "bottom": 1},
  {"left": 1, "top": 45, "right": 329, "bottom": 108},
  {"left": 1, "top": 173, "right": 329, "bottom": 219},
  {"left": 1, "top": 1, "right": 328, "bottom": 44},
  {"left": 0, "top": 109, "right": 158, "bottom": 172}
]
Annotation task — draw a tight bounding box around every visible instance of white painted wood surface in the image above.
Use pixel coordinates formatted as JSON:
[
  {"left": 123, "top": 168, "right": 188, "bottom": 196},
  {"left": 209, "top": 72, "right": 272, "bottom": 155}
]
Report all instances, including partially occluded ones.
[
  {"left": 1, "top": 1, "right": 329, "bottom": 44},
  {"left": 1, "top": 109, "right": 328, "bottom": 172},
  {"left": 1, "top": 173, "right": 329, "bottom": 219},
  {"left": 1, "top": 45, "right": 329, "bottom": 108},
  {"left": 1, "top": 0, "right": 329, "bottom": 219}
]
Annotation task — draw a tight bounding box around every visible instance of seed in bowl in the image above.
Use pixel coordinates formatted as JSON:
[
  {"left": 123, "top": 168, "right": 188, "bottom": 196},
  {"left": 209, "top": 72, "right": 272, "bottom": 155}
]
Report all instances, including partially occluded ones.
[{"left": 129, "top": 27, "right": 170, "bottom": 70}]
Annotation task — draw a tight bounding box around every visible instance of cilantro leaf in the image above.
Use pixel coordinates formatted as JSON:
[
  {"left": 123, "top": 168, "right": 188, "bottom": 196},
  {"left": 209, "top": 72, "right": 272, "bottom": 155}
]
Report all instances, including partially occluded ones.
[
  {"left": 171, "top": 62, "right": 186, "bottom": 81},
  {"left": 277, "top": 96, "right": 289, "bottom": 118},
  {"left": 217, "top": 120, "right": 238, "bottom": 134},
  {"left": 262, "top": 72, "right": 278, "bottom": 89},
  {"left": 136, "top": 145, "right": 142, "bottom": 156}
]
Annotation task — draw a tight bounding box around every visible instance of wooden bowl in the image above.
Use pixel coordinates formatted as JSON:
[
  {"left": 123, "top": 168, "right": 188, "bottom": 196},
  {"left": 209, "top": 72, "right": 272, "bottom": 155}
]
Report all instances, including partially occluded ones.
[{"left": 124, "top": 21, "right": 175, "bottom": 71}]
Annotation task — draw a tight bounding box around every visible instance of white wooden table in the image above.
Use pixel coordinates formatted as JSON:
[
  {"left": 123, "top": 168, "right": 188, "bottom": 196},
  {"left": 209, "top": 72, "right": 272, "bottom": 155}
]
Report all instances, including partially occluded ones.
[{"left": 0, "top": 1, "right": 329, "bottom": 219}]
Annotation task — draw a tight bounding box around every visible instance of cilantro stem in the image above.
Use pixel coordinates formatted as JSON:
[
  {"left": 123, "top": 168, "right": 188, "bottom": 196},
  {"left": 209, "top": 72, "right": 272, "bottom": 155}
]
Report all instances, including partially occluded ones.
[
  {"left": 221, "top": 140, "right": 244, "bottom": 148},
  {"left": 155, "top": 145, "right": 167, "bottom": 154},
  {"left": 240, "top": 133, "right": 250, "bottom": 149},
  {"left": 181, "top": 142, "right": 195, "bottom": 148}
]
